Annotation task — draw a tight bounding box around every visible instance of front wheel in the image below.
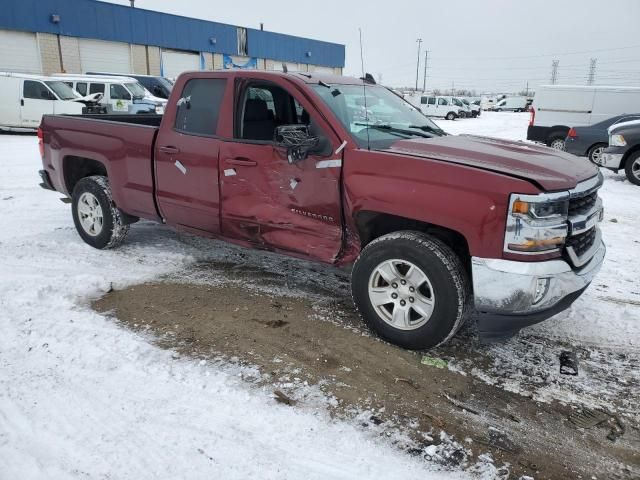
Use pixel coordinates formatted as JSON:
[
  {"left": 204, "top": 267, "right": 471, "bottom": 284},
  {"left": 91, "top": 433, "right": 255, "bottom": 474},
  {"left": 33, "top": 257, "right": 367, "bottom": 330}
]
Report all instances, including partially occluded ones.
[
  {"left": 445, "top": 112, "right": 456, "bottom": 120},
  {"left": 71, "top": 175, "right": 129, "bottom": 249},
  {"left": 351, "top": 231, "right": 471, "bottom": 350},
  {"left": 625, "top": 151, "right": 640, "bottom": 186}
]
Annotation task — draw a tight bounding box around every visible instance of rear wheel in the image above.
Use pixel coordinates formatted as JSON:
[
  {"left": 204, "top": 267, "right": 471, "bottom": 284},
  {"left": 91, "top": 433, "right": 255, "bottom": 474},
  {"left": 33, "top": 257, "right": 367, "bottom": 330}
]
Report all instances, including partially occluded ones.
[
  {"left": 351, "top": 231, "right": 470, "bottom": 350},
  {"left": 587, "top": 143, "right": 607, "bottom": 165},
  {"left": 71, "top": 175, "right": 129, "bottom": 249},
  {"left": 624, "top": 151, "right": 640, "bottom": 186},
  {"left": 548, "top": 135, "right": 566, "bottom": 151}
]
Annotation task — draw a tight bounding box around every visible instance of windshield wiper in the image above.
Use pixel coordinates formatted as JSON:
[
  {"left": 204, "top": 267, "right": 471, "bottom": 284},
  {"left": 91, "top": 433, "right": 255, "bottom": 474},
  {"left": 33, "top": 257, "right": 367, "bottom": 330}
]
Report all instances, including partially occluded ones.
[
  {"left": 354, "top": 123, "right": 432, "bottom": 138},
  {"left": 408, "top": 124, "right": 446, "bottom": 136}
]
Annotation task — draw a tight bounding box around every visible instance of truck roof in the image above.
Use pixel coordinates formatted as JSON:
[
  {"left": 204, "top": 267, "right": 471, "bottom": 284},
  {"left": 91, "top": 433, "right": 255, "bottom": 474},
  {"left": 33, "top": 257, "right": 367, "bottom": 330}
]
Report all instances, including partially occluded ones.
[{"left": 175, "top": 69, "right": 367, "bottom": 86}]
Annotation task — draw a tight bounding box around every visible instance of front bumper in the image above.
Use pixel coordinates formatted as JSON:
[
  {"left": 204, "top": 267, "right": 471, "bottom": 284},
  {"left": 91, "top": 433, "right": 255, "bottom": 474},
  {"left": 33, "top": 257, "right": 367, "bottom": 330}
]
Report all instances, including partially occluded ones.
[
  {"left": 471, "top": 239, "right": 605, "bottom": 338},
  {"left": 599, "top": 151, "right": 624, "bottom": 170}
]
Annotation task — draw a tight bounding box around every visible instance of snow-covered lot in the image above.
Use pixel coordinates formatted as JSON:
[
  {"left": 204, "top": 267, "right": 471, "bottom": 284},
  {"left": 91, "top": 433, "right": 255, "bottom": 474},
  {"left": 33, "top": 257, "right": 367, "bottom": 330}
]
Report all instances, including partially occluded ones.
[{"left": 1, "top": 112, "right": 638, "bottom": 479}]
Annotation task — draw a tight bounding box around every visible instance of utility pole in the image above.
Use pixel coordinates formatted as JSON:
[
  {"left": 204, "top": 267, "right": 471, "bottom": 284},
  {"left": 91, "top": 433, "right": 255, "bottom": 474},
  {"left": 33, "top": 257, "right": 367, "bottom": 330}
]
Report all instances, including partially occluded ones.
[
  {"left": 588, "top": 58, "right": 597, "bottom": 85},
  {"left": 525, "top": 81, "right": 529, "bottom": 96},
  {"left": 415, "top": 38, "right": 422, "bottom": 91},
  {"left": 451, "top": 81, "right": 455, "bottom": 96},
  {"left": 422, "top": 50, "right": 429, "bottom": 92},
  {"left": 551, "top": 60, "right": 559, "bottom": 84}
]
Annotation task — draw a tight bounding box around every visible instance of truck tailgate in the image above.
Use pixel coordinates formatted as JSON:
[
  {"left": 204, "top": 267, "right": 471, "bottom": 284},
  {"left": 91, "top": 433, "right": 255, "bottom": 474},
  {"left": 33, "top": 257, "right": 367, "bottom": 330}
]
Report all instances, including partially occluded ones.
[{"left": 41, "top": 115, "right": 160, "bottom": 220}]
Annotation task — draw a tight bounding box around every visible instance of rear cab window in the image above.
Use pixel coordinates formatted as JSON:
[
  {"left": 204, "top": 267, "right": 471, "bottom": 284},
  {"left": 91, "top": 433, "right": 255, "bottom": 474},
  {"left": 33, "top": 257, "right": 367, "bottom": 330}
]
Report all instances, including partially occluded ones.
[{"left": 174, "top": 78, "right": 227, "bottom": 136}]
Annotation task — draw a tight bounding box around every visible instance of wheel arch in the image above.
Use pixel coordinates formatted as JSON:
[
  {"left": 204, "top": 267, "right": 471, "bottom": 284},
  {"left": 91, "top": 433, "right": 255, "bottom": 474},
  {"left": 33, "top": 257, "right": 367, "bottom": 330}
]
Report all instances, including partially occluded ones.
[
  {"left": 621, "top": 144, "right": 640, "bottom": 169},
  {"left": 63, "top": 155, "right": 108, "bottom": 195},
  {"left": 354, "top": 211, "right": 471, "bottom": 274}
]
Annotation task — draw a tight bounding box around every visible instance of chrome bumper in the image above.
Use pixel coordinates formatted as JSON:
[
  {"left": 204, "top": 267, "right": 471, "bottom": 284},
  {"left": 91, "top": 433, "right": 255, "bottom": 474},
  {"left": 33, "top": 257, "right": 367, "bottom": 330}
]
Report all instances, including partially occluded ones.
[
  {"left": 599, "top": 152, "right": 623, "bottom": 169},
  {"left": 472, "top": 239, "right": 605, "bottom": 315}
]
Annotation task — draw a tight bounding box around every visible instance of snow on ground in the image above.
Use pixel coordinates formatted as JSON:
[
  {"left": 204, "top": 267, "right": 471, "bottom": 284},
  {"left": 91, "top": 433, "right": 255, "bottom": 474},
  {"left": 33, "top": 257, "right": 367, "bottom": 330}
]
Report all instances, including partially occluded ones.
[
  {"left": 1, "top": 111, "right": 639, "bottom": 479},
  {"left": 0, "top": 135, "right": 470, "bottom": 479}
]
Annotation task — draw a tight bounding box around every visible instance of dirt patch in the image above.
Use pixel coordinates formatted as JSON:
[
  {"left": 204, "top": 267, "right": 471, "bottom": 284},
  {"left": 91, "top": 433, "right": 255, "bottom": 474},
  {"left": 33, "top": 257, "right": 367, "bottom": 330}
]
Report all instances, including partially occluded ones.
[{"left": 93, "top": 280, "right": 638, "bottom": 480}]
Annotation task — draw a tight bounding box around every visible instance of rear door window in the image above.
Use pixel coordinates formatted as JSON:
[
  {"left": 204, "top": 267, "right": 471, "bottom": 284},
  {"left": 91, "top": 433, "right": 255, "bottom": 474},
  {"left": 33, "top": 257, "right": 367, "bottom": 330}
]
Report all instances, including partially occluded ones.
[
  {"left": 89, "top": 83, "right": 105, "bottom": 95},
  {"left": 174, "top": 78, "right": 227, "bottom": 136}
]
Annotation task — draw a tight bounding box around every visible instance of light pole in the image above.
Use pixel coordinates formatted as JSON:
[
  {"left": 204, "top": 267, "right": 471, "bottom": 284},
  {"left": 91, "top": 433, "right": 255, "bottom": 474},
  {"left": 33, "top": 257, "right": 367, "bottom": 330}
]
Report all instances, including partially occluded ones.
[{"left": 415, "top": 38, "right": 422, "bottom": 91}]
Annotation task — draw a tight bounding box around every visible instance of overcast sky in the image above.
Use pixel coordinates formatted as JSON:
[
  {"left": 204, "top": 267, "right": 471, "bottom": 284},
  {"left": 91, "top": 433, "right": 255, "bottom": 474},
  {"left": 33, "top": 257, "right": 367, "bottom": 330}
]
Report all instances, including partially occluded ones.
[{"left": 106, "top": 0, "right": 640, "bottom": 93}]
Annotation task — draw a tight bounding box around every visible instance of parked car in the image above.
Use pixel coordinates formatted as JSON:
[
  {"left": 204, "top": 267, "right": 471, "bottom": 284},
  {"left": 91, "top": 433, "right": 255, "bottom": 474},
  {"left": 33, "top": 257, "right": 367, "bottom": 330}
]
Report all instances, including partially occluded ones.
[
  {"left": 599, "top": 119, "right": 640, "bottom": 185},
  {"left": 53, "top": 74, "right": 166, "bottom": 114},
  {"left": 0, "top": 72, "right": 85, "bottom": 131},
  {"left": 461, "top": 98, "right": 481, "bottom": 117},
  {"left": 87, "top": 72, "right": 173, "bottom": 99},
  {"left": 527, "top": 85, "right": 640, "bottom": 150},
  {"left": 410, "top": 95, "right": 462, "bottom": 120},
  {"left": 38, "top": 70, "right": 605, "bottom": 350},
  {"left": 493, "top": 97, "right": 528, "bottom": 112},
  {"left": 564, "top": 114, "right": 640, "bottom": 164}
]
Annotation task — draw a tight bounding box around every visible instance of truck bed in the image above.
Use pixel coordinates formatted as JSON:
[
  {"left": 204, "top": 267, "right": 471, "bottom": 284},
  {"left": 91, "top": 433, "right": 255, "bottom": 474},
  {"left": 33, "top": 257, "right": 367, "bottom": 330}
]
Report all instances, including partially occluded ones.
[{"left": 40, "top": 114, "right": 161, "bottom": 220}]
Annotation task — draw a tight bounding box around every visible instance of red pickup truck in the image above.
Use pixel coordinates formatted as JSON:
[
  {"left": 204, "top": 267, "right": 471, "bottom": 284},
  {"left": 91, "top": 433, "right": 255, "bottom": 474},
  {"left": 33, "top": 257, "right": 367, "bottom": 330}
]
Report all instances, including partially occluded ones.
[{"left": 38, "top": 70, "right": 605, "bottom": 349}]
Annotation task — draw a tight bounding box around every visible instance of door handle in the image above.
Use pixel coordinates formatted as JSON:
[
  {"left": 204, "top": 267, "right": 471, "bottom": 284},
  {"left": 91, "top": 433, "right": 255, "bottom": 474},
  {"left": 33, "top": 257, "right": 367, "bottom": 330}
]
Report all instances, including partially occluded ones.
[
  {"left": 226, "top": 157, "right": 257, "bottom": 167},
  {"left": 159, "top": 145, "right": 180, "bottom": 154},
  {"left": 20, "top": 99, "right": 24, "bottom": 106}
]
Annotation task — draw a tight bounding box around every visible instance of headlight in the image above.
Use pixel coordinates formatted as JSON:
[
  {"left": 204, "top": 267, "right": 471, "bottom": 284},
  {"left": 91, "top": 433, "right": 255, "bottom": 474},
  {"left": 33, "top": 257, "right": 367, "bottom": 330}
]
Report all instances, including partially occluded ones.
[
  {"left": 504, "top": 193, "right": 569, "bottom": 254},
  {"left": 610, "top": 134, "right": 626, "bottom": 146}
]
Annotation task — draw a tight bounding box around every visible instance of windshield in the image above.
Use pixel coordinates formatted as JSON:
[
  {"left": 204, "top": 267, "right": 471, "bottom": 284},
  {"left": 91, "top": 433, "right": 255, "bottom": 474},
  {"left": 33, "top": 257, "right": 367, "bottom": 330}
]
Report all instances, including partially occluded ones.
[
  {"left": 452, "top": 98, "right": 464, "bottom": 107},
  {"left": 45, "top": 81, "right": 80, "bottom": 100},
  {"left": 125, "top": 82, "right": 147, "bottom": 99},
  {"left": 312, "top": 84, "right": 445, "bottom": 149}
]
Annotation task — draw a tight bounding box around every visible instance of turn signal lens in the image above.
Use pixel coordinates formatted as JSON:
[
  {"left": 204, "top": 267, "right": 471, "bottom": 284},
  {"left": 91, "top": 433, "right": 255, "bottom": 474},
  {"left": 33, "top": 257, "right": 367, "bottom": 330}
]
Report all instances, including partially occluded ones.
[{"left": 512, "top": 200, "right": 529, "bottom": 215}]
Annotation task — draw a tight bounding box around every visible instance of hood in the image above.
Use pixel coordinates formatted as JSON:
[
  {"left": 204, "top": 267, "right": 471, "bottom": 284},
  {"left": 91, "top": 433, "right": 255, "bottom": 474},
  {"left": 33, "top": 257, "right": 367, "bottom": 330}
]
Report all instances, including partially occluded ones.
[{"left": 384, "top": 135, "right": 598, "bottom": 191}]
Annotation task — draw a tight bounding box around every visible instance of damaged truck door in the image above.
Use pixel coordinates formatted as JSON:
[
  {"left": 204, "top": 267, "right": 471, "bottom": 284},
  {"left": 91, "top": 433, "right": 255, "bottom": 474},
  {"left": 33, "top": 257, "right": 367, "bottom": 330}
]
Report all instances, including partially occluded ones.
[{"left": 219, "top": 77, "right": 344, "bottom": 262}]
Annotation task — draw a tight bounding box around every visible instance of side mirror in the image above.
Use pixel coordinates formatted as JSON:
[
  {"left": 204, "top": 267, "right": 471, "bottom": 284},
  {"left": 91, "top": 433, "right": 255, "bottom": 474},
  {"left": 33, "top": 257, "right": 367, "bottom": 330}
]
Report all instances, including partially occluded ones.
[{"left": 274, "top": 125, "right": 319, "bottom": 163}]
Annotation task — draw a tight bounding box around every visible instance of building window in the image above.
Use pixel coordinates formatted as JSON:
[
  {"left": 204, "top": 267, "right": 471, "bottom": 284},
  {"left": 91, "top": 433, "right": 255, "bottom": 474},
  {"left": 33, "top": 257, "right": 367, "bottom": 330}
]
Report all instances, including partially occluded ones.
[
  {"left": 174, "top": 78, "right": 227, "bottom": 136},
  {"left": 237, "top": 27, "right": 248, "bottom": 56}
]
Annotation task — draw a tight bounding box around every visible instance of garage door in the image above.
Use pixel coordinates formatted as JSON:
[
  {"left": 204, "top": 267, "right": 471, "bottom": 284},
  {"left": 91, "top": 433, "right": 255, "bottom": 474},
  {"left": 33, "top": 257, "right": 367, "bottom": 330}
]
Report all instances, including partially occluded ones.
[
  {"left": 161, "top": 50, "right": 200, "bottom": 80},
  {"left": 79, "top": 39, "right": 131, "bottom": 74},
  {"left": 0, "top": 30, "right": 41, "bottom": 73}
]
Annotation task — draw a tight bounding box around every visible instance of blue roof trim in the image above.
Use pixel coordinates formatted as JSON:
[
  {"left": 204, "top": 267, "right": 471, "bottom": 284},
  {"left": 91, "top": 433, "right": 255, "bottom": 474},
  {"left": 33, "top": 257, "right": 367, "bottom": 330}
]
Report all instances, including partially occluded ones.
[
  {"left": 247, "top": 29, "right": 344, "bottom": 68},
  {"left": 0, "top": 0, "right": 345, "bottom": 68}
]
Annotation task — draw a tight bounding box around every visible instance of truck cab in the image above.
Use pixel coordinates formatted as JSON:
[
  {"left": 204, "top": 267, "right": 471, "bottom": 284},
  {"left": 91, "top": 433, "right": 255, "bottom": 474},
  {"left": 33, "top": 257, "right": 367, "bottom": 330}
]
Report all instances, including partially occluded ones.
[
  {"left": 38, "top": 70, "right": 606, "bottom": 350},
  {"left": 0, "top": 72, "right": 84, "bottom": 131}
]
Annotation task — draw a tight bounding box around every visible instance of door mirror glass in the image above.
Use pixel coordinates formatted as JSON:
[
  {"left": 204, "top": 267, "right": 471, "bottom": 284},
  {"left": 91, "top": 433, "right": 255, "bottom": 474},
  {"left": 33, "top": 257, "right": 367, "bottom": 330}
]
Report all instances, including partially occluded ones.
[{"left": 274, "top": 125, "right": 319, "bottom": 163}]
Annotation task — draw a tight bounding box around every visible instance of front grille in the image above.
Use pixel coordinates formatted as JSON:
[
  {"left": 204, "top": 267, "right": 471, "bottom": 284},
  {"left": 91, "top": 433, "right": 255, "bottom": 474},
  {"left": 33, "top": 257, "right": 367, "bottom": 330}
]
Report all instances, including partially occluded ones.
[
  {"left": 566, "top": 227, "right": 597, "bottom": 258},
  {"left": 568, "top": 190, "right": 598, "bottom": 216}
]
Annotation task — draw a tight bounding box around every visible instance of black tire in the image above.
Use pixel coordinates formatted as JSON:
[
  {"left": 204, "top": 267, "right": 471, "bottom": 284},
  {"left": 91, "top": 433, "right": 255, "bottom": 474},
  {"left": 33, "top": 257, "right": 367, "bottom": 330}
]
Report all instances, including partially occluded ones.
[
  {"left": 495, "top": 108, "right": 502, "bottom": 112},
  {"left": 624, "top": 151, "right": 640, "bottom": 186},
  {"left": 587, "top": 143, "right": 607, "bottom": 165},
  {"left": 445, "top": 112, "right": 456, "bottom": 121},
  {"left": 351, "top": 231, "right": 471, "bottom": 350},
  {"left": 71, "top": 175, "right": 129, "bottom": 249}
]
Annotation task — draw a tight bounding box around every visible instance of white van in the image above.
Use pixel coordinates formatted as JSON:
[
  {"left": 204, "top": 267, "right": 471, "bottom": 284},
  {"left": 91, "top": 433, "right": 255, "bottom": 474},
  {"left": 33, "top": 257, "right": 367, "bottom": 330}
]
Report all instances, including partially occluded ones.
[
  {"left": 52, "top": 74, "right": 166, "bottom": 114},
  {"left": 527, "top": 85, "right": 640, "bottom": 149},
  {"left": 0, "top": 72, "right": 85, "bottom": 131},
  {"left": 494, "top": 96, "right": 528, "bottom": 112},
  {"left": 409, "top": 95, "right": 462, "bottom": 120}
]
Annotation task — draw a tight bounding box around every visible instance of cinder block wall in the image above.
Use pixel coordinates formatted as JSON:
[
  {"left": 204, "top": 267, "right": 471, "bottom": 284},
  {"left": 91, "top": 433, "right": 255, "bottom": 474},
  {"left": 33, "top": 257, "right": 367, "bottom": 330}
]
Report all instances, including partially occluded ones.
[
  {"left": 131, "top": 44, "right": 147, "bottom": 74},
  {"left": 147, "top": 46, "right": 161, "bottom": 75},
  {"left": 59, "top": 36, "right": 81, "bottom": 73},
  {"left": 36, "top": 33, "right": 61, "bottom": 74}
]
